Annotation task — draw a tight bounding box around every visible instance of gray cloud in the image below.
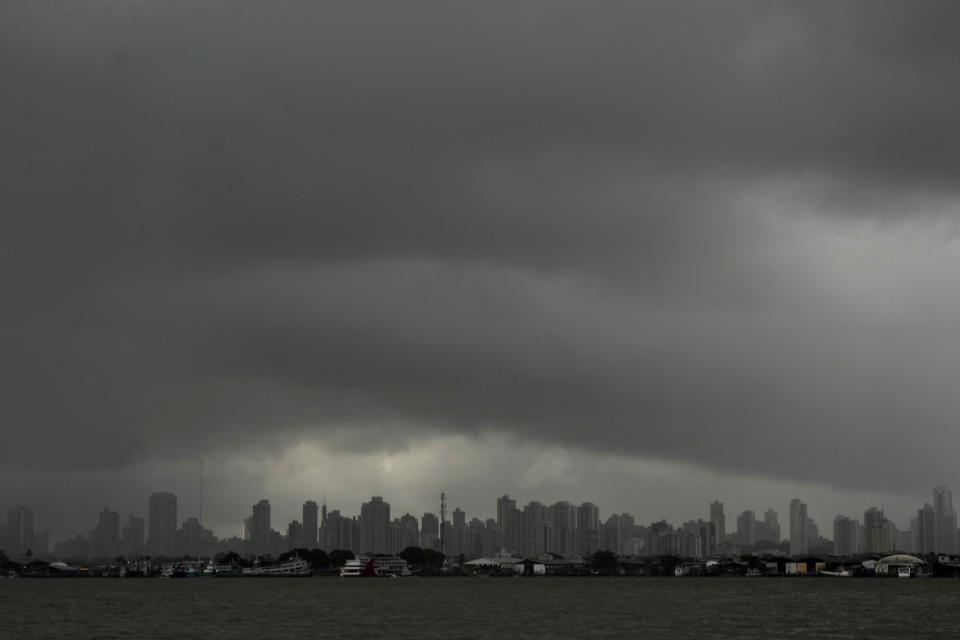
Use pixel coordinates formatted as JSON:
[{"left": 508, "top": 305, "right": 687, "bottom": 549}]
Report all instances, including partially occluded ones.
[{"left": 3, "top": 0, "right": 960, "bottom": 521}]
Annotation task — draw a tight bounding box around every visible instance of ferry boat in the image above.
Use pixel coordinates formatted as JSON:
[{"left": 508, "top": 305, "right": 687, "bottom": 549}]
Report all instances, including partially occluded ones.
[
  {"left": 340, "top": 557, "right": 411, "bottom": 577},
  {"left": 242, "top": 556, "right": 312, "bottom": 577}
]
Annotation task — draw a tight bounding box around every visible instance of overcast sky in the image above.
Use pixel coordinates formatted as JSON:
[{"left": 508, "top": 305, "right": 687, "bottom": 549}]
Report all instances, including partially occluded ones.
[{"left": 4, "top": 0, "right": 960, "bottom": 541}]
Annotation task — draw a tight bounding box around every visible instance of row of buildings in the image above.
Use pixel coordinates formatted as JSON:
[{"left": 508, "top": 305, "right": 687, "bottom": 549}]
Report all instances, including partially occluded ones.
[{"left": 6, "top": 486, "right": 960, "bottom": 561}]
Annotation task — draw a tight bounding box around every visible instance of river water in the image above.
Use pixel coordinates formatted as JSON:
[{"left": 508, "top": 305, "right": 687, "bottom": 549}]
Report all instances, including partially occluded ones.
[{"left": 3, "top": 577, "right": 959, "bottom": 638}]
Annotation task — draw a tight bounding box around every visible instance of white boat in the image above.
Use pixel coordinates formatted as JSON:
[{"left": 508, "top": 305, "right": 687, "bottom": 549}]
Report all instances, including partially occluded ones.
[
  {"left": 242, "top": 556, "right": 312, "bottom": 577},
  {"left": 898, "top": 567, "right": 912, "bottom": 578},
  {"left": 340, "top": 557, "right": 411, "bottom": 577}
]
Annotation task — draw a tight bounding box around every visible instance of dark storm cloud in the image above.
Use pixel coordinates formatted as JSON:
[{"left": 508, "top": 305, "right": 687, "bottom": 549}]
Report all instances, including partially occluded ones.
[{"left": 3, "top": 0, "right": 960, "bottom": 496}]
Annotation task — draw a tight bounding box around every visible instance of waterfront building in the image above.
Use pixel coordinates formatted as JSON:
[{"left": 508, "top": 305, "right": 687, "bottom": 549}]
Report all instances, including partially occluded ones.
[
  {"left": 360, "top": 496, "right": 390, "bottom": 554},
  {"left": 789, "top": 499, "right": 807, "bottom": 555},
  {"left": 148, "top": 492, "right": 177, "bottom": 557},
  {"left": 710, "top": 501, "right": 726, "bottom": 543},
  {"left": 302, "top": 501, "right": 318, "bottom": 548}
]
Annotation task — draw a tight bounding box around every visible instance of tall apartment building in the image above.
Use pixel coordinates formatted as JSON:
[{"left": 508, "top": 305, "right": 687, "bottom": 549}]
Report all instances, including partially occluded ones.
[
  {"left": 736, "top": 510, "right": 757, "bottom": 547},
  {"left": 360, "top": 496, "right": 390, "bottom": 554},
  {"left": 710, "top": 501, "right": 726, "bottom": 542},
  {"left": 577, "top": 502, "right": 600, "bottom": 556},
  {"left": 789, "top": 499, "right": 807, "bottom": 556},
  {"left": 148, "top": 492, "right": 177, "bottom": 557},
  {"left": 833, "top": 515, "right": 859, "bottom": 555},
  {"left": 302, "top": 501, "right": 319, "bottom": 548}
]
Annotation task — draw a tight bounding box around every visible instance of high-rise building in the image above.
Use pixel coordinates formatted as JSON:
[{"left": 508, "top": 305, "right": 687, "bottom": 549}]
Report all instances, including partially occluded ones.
[
  {"left": 6, "top": 505, "right": 34, "bottom": 559},
  {"left": 121, "top": 516, "right": 145, "bottom": 556},
  {"left": 710, "top": 501, "right": 726, "bottom": 542},
  {"left": 421, "top": 512, "right": 439, "bottom": 550},
  {"left": 577, "top": 502, "right": 600, "bottom": 556},
  {"left": 697, "top": 520, "right": 716, "bottom": 558},
  {"left": 148, "top": 492, "right": 177, "bottom": 557},
  {"left": 399, "top": 513, "right": 419, "bottom": 550},
  {"left": 496, "top": 495, "right": 521, "bottom": 554},
  {"left": 302, "top": 501, "right": 319, "bottom": 548},
  {"left": 932, "top": 486, "right": 958, "bottom": 554},
  {"left": 450, "top": 508, "right": 466, "bottom": 557},
  {"left": 549, "top": 501, "right": 578, "bottom": 556},
  {"left": 522, "top": 501, "right": 549, "bottom": 556},
  {"left": 248, "top": 500, "right": 272, "bottom": 553},
  {"left": 862, "top": 507, "right": 892, "bottom": 553},
  {"left": 177, "top": 517, "right": 211, "bottom": 557},
  {"left": 789, "top": 499, "right": 807, "bottom": 556},
  {"left": 360, "top": 496, "right": 390, "bottom": 554},
  {"left": 833, "top": 515, "right": 859, "bottom": 555},
  {"left": 90, "top": 507, "right": 120, "bottom": 558},
  {"left": 918, "top": 502, "right": 939, "bottom": 554},
  {"left": 762, "top": 508, "right": 780, "bottom": 543},
  {"left": 934, "top": 486, "right": 953, "bottom": 512},
  {"left": 287, "top": 520, "right": 303, "bottom": 549},
  {"left": 736, "top": 510, "right": 757, "bottom": 547}
]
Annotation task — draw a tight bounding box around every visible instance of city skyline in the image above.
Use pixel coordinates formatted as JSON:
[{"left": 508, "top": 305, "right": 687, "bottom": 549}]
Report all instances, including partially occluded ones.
[
  {"left": 5, "top": 484, "right": 959, "bottom": 563},
  {"left": 6, "top": 1, "right": 960, "bottom": 565}
]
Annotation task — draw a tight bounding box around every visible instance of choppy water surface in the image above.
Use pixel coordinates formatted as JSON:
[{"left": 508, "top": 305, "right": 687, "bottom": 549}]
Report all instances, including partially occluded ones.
[{"left": 4, "top": 577, "right": 960, "bottom": 638}]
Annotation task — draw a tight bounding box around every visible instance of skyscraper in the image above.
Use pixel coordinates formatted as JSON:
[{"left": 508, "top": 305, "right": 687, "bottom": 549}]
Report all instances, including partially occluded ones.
[
  {"left": 121, "top": 516, "right": 145, "bottom": 556},
  {"left": 90, "top": 507, "right": 120, "bottom": 558},
  {"left": 833, "top": 515, "right": 859, "bottom": 556},
  {"left": 933, "top": 485, "right": 957, "bottom": 554},
  {"left": 789, "top": 499, "right": 807, "bottom": 555},
  {"left": 934, "top": 485, "right": 953, "bottom": 512},
  {"left": 736, "top": 510, "right": 757, "bottom": 547},
  {"left": 248, "top": 500, "right": 272, "bottom": 553},
  {"left": 862, "top": 506, "right": 892, "bottom": 553},
  {"left": 763, "top": 508, "right": 780, "bottom": 543},
  {"left": 577, "top": 502, "right": 600, "bottom": 556},
  {"left": 421, "top": 512, "right": 439, "bottom": 550},
  {"left": 148, "top": 492, "right": 177, "bottom": 557},
  {"left": 918, "top": 503, "right": 938, "bottom": 554},
  {"left": 302, "top": 501, "right": 319, "bottom": 548},
  {"left": 549, "top": 501, "right": 578, "bottom": 556},
  {"left": 360, "top": 496, "right": 390, "bottom": 554},
  {"left": 710, "top": 501, "right": 726, "bottom": 542},
  {"left": 496, "top": 495, "right": 520, "bottom": 554}
]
